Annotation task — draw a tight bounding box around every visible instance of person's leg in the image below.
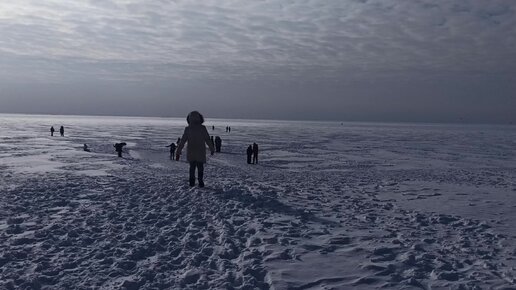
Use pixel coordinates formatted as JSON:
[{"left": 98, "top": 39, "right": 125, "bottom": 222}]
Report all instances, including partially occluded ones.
[
  {"left": 198, "top": 162, "right": 204, "bottom": 187},
  {"left": 189, "top": 162, "right": 196, "bottom": 186}
]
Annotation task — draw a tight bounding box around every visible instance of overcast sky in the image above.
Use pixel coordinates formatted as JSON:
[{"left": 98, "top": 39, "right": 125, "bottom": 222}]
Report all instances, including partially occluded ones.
[{"left": 0, "top": 0, "right": 515, "bottom": 123}]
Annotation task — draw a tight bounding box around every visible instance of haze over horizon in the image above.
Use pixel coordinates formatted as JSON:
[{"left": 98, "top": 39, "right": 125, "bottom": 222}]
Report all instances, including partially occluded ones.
[{"left": 1, "top": 0, "right": 515, "bottom": 124}]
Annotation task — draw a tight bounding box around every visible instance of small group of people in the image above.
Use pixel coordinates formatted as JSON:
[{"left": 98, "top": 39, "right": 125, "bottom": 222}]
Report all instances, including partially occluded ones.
[
  {"left": 50, "top": 126, "right": 65, "bottom": 137},
  {"left": 166, "top": 138, "right": 179, "bottom": 160},
  {"left": 173, "top": 111, "right": 264, "bottom": 187},
  {"left": 210, "top": 136, "right": 222, "bottom": 152},
  {"left": 50, "top": 111, "right": 260, "bottom": 188},
  {"left": 246, "top": 143, "right": 259, "bottom": 164},
  {"left": 47, "top": 124, "right": 130, "bottom": 158}
]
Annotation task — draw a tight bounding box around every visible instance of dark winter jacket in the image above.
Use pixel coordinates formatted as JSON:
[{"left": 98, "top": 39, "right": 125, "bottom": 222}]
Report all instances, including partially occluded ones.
[{"left": 176, "top": 111, "right": 215, "bottom": 163}]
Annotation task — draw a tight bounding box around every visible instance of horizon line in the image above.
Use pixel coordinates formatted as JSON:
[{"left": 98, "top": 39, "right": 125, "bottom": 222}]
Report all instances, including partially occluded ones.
[{"left": 0, "top": 111, "right": 514, "bottom": 127}]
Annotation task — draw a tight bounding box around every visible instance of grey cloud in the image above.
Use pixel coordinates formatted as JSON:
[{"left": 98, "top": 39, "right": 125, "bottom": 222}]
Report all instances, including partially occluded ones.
[
  {"left": 2, "top": 0, "right": 515, "bottom": 81},
  {"left": 0, "top": 0, "right": 515, "bottom": 122}
]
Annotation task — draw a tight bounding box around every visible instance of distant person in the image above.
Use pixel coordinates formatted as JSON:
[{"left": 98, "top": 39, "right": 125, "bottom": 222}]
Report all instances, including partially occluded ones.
[
  {"left": 176, "top": 111, "right": 215, "bottom": 187},
  {"left": 215, "top": 136, "right": 222, "bottom": 153},
  {"left": 50, "top": 126, "right": 55, "bottom": 136},
  {"left": 83, "top": 144, "right": 90, "bottom": 152},
  {"left": 252, "top": 142, "right": 259, "bottom": 164},
  {"left": 114, "top": 142, "right": 126, "bottom": 157},
  {"left": 59, "top": 126, "right": 64, "bottom": 137},
  {"left": 166, "top": 142, "right": 177, "bottom": 160},
  {"left": 212, "top": 125, "right": 215, "bottom": 131},
  {"left": 246, "top": 145, "right": 253, "bottom": 164},
  {"left": 225, "top": 126, "right": 228, "bottom": 132},
  {"left": 228, "top": 126, "right": 231, "bottom": 133}
]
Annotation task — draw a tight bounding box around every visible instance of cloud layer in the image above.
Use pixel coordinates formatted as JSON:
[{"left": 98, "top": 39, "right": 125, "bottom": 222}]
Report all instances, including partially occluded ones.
[
  {"left": 0, "top": 0, "right": 515, "bottom": 123},
  {"left": 1, "top": 0, "right": 515, "bottom": 82}
]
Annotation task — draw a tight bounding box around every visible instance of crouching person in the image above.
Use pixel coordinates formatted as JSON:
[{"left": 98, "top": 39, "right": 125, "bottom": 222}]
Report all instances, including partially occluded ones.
[
  {"left": 176, "top": 111, "right": 215, "bottom": 187},
  {"left": 114, "top": 142, "right": 126, "bottom": 157}
]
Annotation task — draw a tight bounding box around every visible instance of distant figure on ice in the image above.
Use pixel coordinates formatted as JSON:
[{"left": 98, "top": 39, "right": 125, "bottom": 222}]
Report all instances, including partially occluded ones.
[
  {"left": 166, "top": 142, "right": 177, "bottom": 160},
  {"left": 176, "top": 111, "right": 215, "bottom": 187},
  {"left": 246, "top": 145, "right": 253, "bottom": 164},
  {"left": 215, "top": 136, "right": 222, "bottom": 153},
  {"left": 114, "top": 142, "right": 126, "bottom": 157},
  {"left": 59, "top": 126, "right": 64, "bottom": 137},
  {"left": 50, "top": 126, "right": 55, "bottom": 136},
  {"left": 228, "top": 126, "right": 231, "bottom": 133},
  {"left": 252, "top": 142, "right": 259, "bottom": 164},
  {"left": 212, "top": 125, "right": 215, "bottom": 131},
  {"left": 225, "top": 126, "right": 228, "bottom": 132},
  {"left": 83, "top": 144, "right": 90, "bottom": 152}
]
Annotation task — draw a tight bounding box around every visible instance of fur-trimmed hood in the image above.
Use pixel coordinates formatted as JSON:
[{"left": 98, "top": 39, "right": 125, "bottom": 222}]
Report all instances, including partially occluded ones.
[{"left": 186, "top": 111, "right": 204, "bottom": 125}]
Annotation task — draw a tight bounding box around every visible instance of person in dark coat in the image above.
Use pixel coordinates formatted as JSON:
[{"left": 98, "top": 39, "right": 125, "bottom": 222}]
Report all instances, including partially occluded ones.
[
  {"left": 83, "top": 144, "right": 90, "bottom": 152},
  {"left": 246, "top": 145, "right": 253, "bottom": 164},
  {"left": 212, "top": 125, "right": 215, "bottom": 131},
  {"left": 252, "top": 142, "right": 259, "bottom": 164},
  {"left": 166, "top": 142, "right": 177, "bottom": 160},
  {"left": 50, "top": 126, "right": 55, "bottom": 136},
  {"left": 59, "top": 126, "right": 64, "bottom": 137},
  {"left": 214, "top": 136, "right": 222, "bottom": 153},
  {"left": 176, "top": 111, "right": 215, "bottom": 187},
  {"left": 114, "top": 142, "right": 126, "bottom": 157}
]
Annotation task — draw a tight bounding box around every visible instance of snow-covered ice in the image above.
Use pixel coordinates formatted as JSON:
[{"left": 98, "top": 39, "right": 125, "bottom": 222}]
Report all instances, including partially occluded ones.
[{"left": 1, "top": 114, "right": 516, "bottom": 289}]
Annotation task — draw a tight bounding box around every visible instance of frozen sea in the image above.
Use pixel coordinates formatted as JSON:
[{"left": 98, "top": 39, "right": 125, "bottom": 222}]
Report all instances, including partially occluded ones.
[{"left": 1, "top": 113, "right": 515, "bottom": 289}]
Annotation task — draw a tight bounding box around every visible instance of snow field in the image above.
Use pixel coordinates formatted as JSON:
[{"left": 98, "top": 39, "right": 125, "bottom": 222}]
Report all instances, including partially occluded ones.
[{"left": 1, "top": 114, "right": 516, "bottom": 289}]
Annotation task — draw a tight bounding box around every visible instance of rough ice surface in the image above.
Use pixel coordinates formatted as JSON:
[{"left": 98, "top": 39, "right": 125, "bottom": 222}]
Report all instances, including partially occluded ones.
[{"left": 1, "top": 114, "right": 515, "bottom": 289}]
